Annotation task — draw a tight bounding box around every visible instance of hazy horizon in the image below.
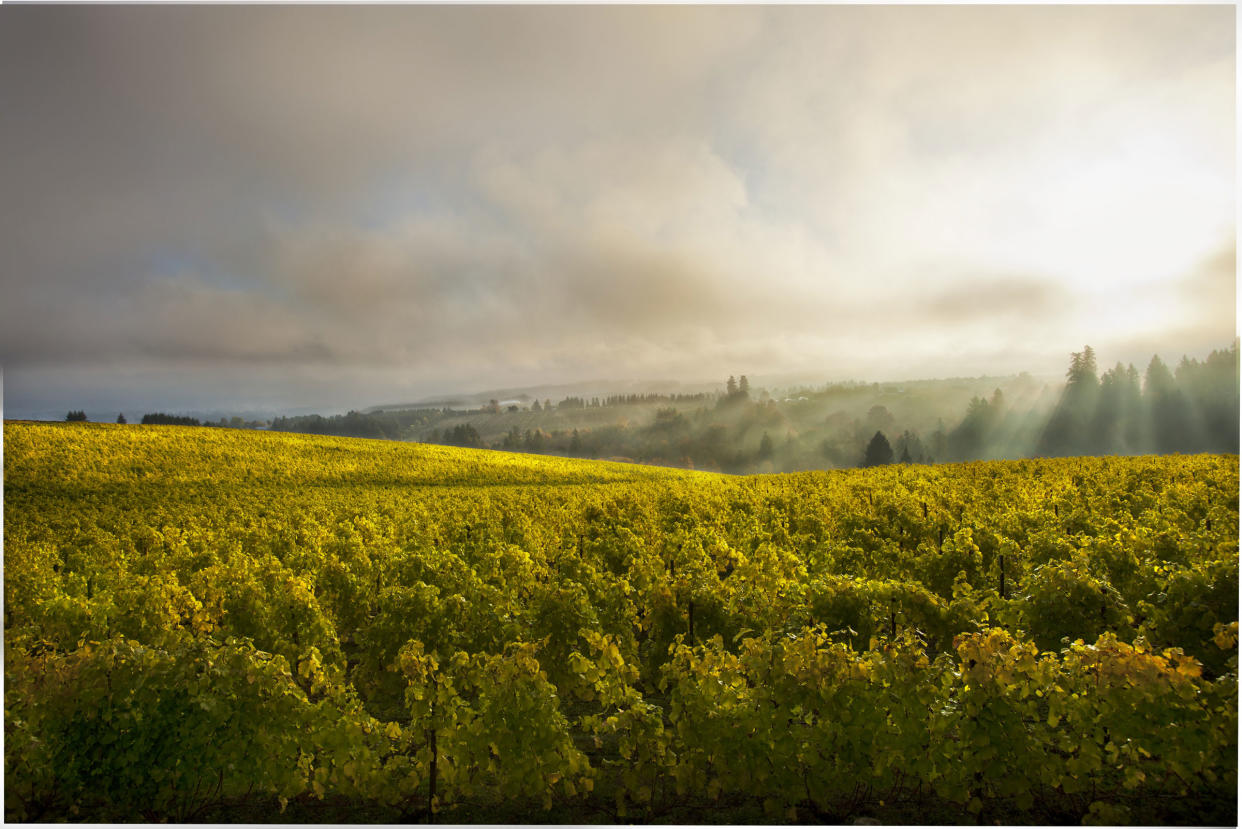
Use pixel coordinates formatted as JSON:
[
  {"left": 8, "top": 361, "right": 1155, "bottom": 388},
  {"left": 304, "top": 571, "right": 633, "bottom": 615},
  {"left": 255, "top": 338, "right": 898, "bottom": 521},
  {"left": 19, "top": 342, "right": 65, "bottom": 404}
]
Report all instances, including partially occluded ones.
[{"left": 1, "top": 5, "right": 1235, "bottom": 420}]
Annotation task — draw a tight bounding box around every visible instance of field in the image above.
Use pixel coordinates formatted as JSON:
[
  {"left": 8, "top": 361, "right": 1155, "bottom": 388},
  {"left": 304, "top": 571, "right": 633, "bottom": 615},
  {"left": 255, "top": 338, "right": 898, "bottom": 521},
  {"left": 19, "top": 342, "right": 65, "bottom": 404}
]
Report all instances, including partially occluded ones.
[{"left": 4, "top": 422, "right": 1238, "bottom": 823}]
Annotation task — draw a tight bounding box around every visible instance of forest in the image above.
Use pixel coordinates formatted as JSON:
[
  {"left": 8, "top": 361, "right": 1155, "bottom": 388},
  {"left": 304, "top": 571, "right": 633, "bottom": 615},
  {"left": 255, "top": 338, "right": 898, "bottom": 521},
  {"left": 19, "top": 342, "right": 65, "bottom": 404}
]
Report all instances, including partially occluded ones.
[{"left": 266, "top": 343, "right": 1239, "bottom": 473}]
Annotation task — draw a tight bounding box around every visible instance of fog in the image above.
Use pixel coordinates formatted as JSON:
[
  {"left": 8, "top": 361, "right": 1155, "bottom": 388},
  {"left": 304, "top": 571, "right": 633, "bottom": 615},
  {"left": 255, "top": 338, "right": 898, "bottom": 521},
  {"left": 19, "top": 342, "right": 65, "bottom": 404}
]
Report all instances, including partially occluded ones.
[{"left": 0, "top": 5, "right": 1234, "bottom": 419}]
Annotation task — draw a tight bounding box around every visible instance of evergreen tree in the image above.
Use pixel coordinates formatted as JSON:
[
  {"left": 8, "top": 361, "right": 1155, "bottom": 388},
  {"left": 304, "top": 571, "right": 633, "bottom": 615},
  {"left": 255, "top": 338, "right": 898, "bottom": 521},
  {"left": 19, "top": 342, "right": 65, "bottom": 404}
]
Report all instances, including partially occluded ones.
[
  {"left": 948, "top": 394, "right": 1000, "bottom": 460},
  {"left": 757, "top": 431, "right": 774, "bottom": 460},
  {"left": 1121, "top": 363, "right": 1144, "bottom": 451},
  {"left": 116, "top": 413, "right": 127, "bottom": 424},
  {"left": 1144, "top": 354, "right": 1192, "bottom": 454},
  {"left": 894, "top": 430, "right": 925, "bottom": 464},
  {"left": 1037, "top": 346, "right": 1100, "bottom": 457},
  {"left": 862, "top": 431, "right": 894, "bottom": 467},
  {"left": 1195, "top": 341, "right": 1240, "bottom": 452},
  {"left": 1173, "top": 357, "right": 1208, "bottom": 452},
  {"left": 1089, "top": 364, "right": 1127, "bottom": 454}
]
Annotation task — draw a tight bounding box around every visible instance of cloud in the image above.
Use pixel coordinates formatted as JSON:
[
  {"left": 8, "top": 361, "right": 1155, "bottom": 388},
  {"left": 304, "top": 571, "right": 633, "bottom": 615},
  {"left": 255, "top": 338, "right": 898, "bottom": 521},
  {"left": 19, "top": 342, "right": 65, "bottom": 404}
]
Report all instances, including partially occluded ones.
[
  {"left": 918, "top": 275, "right": 1067, "bottom": 324},
  {"left": 0, "top": 5, "right": 1233, "bottom": 413},
  {"left": 1166, "top": 242, "right": 1238, "bottom": 349}
]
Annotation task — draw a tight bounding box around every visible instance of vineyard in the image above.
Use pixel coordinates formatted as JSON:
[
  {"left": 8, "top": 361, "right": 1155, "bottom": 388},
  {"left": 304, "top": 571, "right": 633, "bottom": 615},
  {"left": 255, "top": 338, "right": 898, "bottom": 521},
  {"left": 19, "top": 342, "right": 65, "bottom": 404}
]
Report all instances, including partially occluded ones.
[{"left": 4, "top": 421, "right": 1238, "bottom": 823}]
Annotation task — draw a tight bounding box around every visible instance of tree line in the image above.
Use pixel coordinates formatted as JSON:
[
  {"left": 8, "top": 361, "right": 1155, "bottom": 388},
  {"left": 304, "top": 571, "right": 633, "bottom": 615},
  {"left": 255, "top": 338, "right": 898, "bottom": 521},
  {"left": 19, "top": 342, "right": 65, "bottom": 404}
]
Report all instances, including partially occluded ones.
[
  {"left": 63, "top": 412, "right": 272, "bottom": 428},
  {"left": 421, "top": 345, "right": 1237, "bottom": 472},
  {"left": 71, "top": 342, "right": 1239, "bottom": 472},
  {"left": 856, "top": 343, "right": 1238, "bottom": 468},
  {"left": 1035, "top": 344, "right": 1238, "bottom": 457},
  {"left": 270, "top": 409, "right": 442, "bottom": 440}
]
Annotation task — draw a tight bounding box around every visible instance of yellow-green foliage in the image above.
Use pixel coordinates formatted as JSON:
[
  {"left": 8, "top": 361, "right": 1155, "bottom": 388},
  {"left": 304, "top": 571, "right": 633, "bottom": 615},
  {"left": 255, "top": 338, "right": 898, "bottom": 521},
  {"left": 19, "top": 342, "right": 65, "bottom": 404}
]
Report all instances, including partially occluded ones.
[{"left": 4, "top": 422, "right": 1238, "bottom": 822}]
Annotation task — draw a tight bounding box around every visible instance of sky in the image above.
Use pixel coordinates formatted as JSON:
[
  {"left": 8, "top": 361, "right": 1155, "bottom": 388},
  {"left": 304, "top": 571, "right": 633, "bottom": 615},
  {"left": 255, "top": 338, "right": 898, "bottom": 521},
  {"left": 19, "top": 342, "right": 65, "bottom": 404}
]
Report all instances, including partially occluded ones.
[{"left": 0, "top": 4, "right": 1235, "bottom": 418}]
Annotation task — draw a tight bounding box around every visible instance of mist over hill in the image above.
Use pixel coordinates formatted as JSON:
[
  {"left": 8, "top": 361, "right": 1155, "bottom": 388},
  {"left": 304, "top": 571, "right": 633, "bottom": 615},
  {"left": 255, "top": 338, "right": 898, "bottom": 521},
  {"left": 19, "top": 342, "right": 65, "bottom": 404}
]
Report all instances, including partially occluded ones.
[
  {"left": 364, "top": 378, "right": 726, "bottom": 414},
  {"left": 264, "top": 343, "right": 1239, "bottom": 474},
  {"left": 3, "top": 5, "right": 1233, "bottom": 463}
]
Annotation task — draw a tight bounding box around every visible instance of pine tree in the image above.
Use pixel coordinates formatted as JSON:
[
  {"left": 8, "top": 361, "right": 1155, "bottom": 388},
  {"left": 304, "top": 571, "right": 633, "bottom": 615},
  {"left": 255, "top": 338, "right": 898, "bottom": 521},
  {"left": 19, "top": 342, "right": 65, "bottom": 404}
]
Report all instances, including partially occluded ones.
[
  {"left": 1037, "top": 346, "right": 1100, "bottom": 457},
  {"left": 862, "top": 431, "right": 894, "bottom": 467}
]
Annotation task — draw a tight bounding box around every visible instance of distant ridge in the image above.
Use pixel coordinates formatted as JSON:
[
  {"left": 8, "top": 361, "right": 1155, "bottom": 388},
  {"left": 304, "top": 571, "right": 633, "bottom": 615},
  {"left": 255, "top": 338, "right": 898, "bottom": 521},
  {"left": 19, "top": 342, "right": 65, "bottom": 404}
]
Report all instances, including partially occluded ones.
[{"left": 365, "top": 378, "right": 721, "bottom": 413}]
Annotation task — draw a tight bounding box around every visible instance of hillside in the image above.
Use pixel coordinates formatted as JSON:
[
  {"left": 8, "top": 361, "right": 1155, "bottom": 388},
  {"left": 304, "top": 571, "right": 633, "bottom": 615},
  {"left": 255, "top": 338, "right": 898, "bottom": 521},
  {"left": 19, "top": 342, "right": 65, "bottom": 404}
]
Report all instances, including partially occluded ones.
[
  {"left": 4, "top": 422, "right": 1238, "bottom": 823},
  {"left": 268, "top": 343, "right": 1240, "bottom": 474},
  {"left": 3, "top": 421, "right": 696, "bottom": 491}
]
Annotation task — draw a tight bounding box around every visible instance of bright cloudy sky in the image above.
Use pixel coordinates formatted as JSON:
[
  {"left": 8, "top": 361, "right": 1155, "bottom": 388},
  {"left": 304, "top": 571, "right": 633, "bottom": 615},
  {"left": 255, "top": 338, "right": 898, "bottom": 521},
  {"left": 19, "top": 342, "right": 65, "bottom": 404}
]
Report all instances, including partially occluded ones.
[{"left": 0, "top": 5, "right": 1234, "bottom": 416}]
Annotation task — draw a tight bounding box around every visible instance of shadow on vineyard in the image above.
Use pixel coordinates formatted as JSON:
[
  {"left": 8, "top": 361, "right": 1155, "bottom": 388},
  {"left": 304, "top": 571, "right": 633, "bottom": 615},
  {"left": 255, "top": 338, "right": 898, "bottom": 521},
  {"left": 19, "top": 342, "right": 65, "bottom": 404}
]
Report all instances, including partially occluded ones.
[{"left": 4, "top": 422, "right": 1237, "bottom": 824}]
